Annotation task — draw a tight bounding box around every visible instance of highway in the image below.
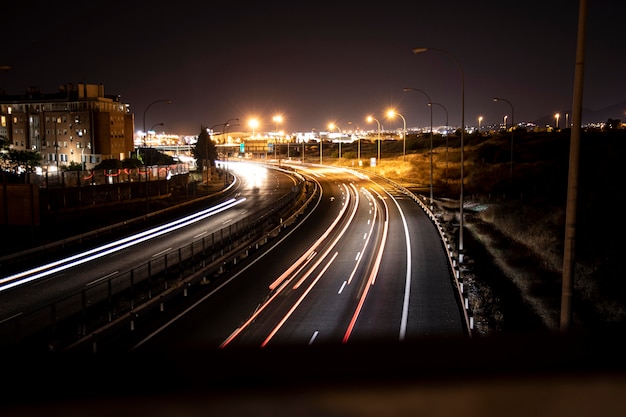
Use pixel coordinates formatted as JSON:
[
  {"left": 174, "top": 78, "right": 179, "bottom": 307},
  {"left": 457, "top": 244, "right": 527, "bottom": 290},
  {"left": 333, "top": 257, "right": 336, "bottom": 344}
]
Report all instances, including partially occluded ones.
[
  {"left": 0, "top": 161, "right": 467, "bottom": 352},
  {"left": 0, "top": 161, "right": 301, "bottom": 350},
  {"left": 130, "top": 163, "right": 467, "bottom": 352}
]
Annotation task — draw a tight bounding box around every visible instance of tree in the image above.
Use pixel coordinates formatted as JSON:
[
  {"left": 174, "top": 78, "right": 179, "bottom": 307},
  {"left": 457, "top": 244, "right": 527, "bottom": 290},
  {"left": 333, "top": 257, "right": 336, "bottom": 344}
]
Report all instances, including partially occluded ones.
[
  {"left": 94, "top": 158, "right": 122, "bottom": 170},
  {"left": 605, "top": 119, "right": 621, "bottom": 130},
  {"left": 3, "top": 149, "right": 41, "bottom": 173},
  {"left": 191, "top": 125, "right": 218, "bottom": 172},
  {"left": 122, "top": 156, "right": 143, "bottom": 169},
  {"left": 139, "top": 148, "right": 175, "bottom": 166}
]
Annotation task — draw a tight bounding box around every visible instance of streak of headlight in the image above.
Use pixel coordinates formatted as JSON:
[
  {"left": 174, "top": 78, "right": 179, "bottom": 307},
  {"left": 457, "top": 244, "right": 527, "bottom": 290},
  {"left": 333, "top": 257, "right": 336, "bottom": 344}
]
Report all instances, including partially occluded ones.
[
  {"left": 268, "top": 182, "right": 354, "bottom": 291},
  {"left": 261, "top": 251, "right": 339, "bottom": 348},
  {"left": 268, "top": 251, "right": 316, "bottom": 291},
  {"left": 221, "top": 183, "right": 356, "bottom": 348},
  {"left": 0, "top": 198, "right": 245, "bottom": 292},
  {"left": 385, "top": 189, "right": 413, "bottom": 341},
  {"left": 346, "top": 187, "right": 377, "bottom": 285},
  {"left": 342, "top": 187, "right": 389, "bottom": 343},
  {"left": 291, "top": 183, "right": 360, "bottom": 290}
]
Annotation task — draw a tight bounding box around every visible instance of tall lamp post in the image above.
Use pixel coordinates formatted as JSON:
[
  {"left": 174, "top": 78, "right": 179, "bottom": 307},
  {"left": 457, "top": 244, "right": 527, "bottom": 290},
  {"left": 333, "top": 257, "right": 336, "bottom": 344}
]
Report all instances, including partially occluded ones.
[
  {"left": 53, "top": 112, "right": 70, "bottom": 170},
  {"left": 414, "top": 47, "right": 465, "bottom": 263},
  {"left": 209, "top": 119, "right": 239, "bottom": 188},
  {"left": 493, "top": 97, "right": 515, "bottom": 181},
  {"left": 386, "top": 110, "right": 406, "bottom": 161},
  {"left": 273, "top": 115, "right": 282, "bottom": 159},
  {"left": 366, "top": 116, "right": 381, "bottom": 162},
  {"left": 403, "top": 88, "right": 434, "bottom": 210},
  {"left": 430, "top": 102, "right": 449, "bottom": 184},
  {"left": 328, "top": 123, "right": 342, "bottom": 159},
  {"left": 142, "top": 99, "right": 172, "bottom": 158}
]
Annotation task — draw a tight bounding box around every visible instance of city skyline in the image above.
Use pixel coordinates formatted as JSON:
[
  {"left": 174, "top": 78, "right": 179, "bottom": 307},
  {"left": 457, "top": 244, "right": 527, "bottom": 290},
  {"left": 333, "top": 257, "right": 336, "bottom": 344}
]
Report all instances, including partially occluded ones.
[{"left": 2, "top": 1, "right": 625, "bottom": 135}]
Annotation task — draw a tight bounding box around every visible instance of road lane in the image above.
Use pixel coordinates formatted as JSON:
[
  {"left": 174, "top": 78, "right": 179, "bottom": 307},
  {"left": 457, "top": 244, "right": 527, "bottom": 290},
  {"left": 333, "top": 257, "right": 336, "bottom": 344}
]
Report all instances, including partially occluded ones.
[{"left": 132, "top": 164, "right": 466, "bottom": 353}]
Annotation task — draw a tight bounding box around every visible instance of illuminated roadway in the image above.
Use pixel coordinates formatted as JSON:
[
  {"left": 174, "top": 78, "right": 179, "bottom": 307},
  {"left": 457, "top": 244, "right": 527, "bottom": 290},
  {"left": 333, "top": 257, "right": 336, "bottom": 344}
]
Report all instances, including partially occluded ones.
[
  {"left": 131, "top": 163, "right": 467, "bottom": 352},
  {"left": 0, "top": 162, "right": 298, "bottom": 328}
]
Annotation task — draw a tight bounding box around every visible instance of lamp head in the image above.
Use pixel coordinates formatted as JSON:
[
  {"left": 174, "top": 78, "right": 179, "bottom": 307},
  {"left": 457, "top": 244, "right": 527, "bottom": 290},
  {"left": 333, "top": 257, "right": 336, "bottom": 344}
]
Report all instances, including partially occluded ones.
[{"left": 412, "top": 48, "right": 428, "bottom": 54}]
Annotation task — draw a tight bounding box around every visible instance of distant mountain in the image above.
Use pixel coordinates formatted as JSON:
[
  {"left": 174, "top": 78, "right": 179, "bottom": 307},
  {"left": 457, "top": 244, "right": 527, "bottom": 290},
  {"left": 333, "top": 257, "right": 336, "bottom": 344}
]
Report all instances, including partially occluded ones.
[{"left": 532, "top": 100, "right": 626, "bottom": 127}]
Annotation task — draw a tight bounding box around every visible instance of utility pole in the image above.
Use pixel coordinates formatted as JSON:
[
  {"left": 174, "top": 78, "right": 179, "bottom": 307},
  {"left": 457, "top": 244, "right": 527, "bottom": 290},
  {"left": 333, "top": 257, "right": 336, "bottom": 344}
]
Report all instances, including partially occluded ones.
[{"left": 561, "top": 0, "right": 587, "bottom": 331}]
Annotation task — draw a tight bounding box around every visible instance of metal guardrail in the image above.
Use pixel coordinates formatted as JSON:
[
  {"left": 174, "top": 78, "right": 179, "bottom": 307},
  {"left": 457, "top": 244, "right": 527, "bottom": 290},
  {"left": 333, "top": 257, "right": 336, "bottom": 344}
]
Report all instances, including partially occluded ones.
[
  {"left": 0, "top": 166, "right": 316, "bottom": 353},
  {"left": 351, "top": 168, "right": 473, "bottom": 337}
]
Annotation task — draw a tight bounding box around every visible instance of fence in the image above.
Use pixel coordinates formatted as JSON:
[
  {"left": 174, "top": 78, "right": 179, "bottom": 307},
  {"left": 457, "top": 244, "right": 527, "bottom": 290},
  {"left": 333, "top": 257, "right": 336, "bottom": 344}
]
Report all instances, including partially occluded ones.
[{"left": 0, "top": 174, "right": 315, "bottom": 353}]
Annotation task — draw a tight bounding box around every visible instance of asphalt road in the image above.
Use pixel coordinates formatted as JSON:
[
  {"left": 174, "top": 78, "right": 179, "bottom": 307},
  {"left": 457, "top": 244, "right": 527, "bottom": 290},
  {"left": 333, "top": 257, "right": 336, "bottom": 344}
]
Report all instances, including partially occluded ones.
[{"left": 131, "top": 163, "right": 466, "bottom": 352}]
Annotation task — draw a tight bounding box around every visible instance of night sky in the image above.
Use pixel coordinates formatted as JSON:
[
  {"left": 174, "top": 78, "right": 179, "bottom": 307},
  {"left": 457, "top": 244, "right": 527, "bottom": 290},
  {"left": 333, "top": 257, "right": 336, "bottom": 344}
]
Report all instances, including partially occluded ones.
[{"left": 2, "top": 1, "right": 625, "bottom": 135}]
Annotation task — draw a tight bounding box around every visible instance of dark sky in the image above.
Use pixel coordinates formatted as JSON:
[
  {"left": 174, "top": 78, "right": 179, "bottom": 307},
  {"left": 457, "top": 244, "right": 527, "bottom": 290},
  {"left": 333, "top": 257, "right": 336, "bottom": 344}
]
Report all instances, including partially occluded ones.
[{"left": 3, "top": 1, "right": 625, "bottom": 135}]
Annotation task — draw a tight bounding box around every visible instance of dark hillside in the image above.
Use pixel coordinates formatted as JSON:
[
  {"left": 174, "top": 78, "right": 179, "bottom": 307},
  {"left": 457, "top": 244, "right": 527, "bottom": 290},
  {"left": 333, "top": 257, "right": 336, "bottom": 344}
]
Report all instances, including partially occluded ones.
[{"left": 449, "top": 129, "right": 625, "bottom": 334}]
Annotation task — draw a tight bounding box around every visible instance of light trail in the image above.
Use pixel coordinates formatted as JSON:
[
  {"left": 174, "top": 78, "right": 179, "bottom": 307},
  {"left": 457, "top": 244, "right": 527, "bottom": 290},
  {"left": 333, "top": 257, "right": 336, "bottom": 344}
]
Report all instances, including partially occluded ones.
[
  {"left": 342, "top": 186, "right": 390, "bottom": 343},
  {"left": 0, "top": 198, "right": 246, "bottom": 292},
  {"left": 384, "top": 189, "right": 413, "bottom": 341},
  {"left": 261, "top": 252, "right": 339, "bottom": 347},
  {"left": 346, "top": 188, "right": 377, "bottom": 285},
  {"left": 220, "top": 182, "right": 360, "bottom": 348}
]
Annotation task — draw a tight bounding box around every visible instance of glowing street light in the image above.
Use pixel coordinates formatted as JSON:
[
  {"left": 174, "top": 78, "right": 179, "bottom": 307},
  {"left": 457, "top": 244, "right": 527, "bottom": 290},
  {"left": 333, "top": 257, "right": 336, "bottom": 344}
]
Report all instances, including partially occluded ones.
[
  {"left": 555, "top": 113, "right": 560, "bottom": 129},
  {"left": 403, "top": 87, "right": 433, "bottom": 210},
  {"left": 413, "top": 47, "right": 466, "bottom": 264},
  {"left": 273, "top": 115, "right": 283, "bottom": 158},
  {"left": 248, "top": 118, "right": 259, "bottom": 138},
  {"left": 366, "top": 116, "right": 381, "bottom": 161},
  {"left": 478, "top": 116, "right": 483, "bottom": 132},
  {"left": 328, "top": 122, "right": 342, "bottom": 158},
  {"left": 142, "top": 99, "right": 172, "bottom": 152},
  {"left": 386, "top": 110, "right": 407, "bottom": 161}
]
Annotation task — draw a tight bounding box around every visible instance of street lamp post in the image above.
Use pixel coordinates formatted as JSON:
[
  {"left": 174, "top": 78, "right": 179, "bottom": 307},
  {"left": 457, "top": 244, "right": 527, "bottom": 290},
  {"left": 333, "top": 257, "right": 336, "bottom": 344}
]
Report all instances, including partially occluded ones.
[
  {"left": 142, "top": 99, "right": 172, "bottom": 156},
  {"left": 413, "top": 47, "right": 465, "bottom": 264},
  {"left": 366, "top": 116, "right": 381, "bottom": 162},
  {"left": 53, "top": 112, "right": 70, "bottom": 170},
  {"left": 555, "top": 113, "right": 560, "bottom": 129},
  {"left": 273, "top": 115, "right": 282, "bottom": 159},
  {"left": 386, "top": 110, "right": 407, "bottom": 161},
  {"left": 403, "top": 88, "right": 434, "bottom": 210},
  {"left": 328, "top": 123, "right": 342, "bottom": 159},
  {"left": 430, "top": 102, "right": 449, "bottom": 184},
  {"left": 478, "top": 116, "right": 483, "bottom": 132},
  {"left": 493, "top": 97, "right": 515, "bottom": 181},
  {"left": 209, "top": 119, "right": 239, "bottom": 189}
]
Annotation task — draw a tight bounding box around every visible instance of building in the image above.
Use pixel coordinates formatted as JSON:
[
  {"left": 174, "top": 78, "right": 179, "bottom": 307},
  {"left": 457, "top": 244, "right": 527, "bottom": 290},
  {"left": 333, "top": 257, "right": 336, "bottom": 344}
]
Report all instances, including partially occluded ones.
[{"left": 0, "top": 83, "right": 134, "bottom": 171}]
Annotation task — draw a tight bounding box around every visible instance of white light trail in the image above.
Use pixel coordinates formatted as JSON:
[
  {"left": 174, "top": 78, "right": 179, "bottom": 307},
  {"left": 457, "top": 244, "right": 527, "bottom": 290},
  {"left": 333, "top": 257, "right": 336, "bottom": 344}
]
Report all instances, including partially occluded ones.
[{"left": 0, "top": 198, "right": 246, "bottom": 292}]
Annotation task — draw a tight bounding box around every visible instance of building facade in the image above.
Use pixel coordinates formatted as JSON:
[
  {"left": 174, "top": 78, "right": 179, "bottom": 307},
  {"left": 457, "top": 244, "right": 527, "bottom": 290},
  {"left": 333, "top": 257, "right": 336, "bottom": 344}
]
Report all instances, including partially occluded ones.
[{"left": 0, "top": 83, "right": 134, "bottom": 171}]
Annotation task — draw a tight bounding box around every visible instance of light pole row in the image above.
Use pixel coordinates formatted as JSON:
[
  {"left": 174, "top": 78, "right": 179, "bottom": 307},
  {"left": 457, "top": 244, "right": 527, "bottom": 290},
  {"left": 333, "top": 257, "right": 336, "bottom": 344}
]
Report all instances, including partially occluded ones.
[{"left": 413, "top": 47, "right": 465, "bottom": 264}]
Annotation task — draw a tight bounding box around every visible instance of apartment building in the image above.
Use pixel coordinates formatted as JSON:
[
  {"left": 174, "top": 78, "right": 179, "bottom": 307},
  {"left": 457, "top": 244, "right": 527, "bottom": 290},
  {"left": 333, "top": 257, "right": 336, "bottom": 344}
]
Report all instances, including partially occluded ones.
[{"left": 0, "top": 83, "right": 134, "bottom": 171}]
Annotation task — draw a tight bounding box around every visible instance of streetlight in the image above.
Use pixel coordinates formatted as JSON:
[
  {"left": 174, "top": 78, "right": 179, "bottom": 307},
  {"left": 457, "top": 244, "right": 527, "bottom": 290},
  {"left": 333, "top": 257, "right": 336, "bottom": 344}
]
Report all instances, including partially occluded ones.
[
  {"left": 429, "top": 102, "right": 449, "bottom": 184},
  {"left": 53, "top": 112, "right": 70, "bottom": 170},
  {"left": 555, "top": 113, "right": 560, "bottom": 129},
  {"left": 403, "top": 87, "right": 433, "bottom": 210},
  {"left": 248, "top": 118, "right": 259, "bottom": 139},
  {"left": 142, "top": 99, "right": 172, "bottom": 155},
  {"left": 413, "top": 47, "right": 465, "bottom": 264},
  {"left": 273, "top": 115, "right": 282, "bottom": 159},
  {"left": 366, "top": 116, "right": 381, "bottom": 162},
  {"left": 478, "top": 116, "right": 483, "bottom": 132},
  {"left": 386, "top": 110, "right": 406, "bottom": 161},
  {"left": 493, "top": 97, "right": 515, "bottom": 181},
  {"left": 209, "top": 119, "right": 239, "bottom": 188},
  {"left": 328, "top": 122, "right": 342, "bottom": 159}
]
